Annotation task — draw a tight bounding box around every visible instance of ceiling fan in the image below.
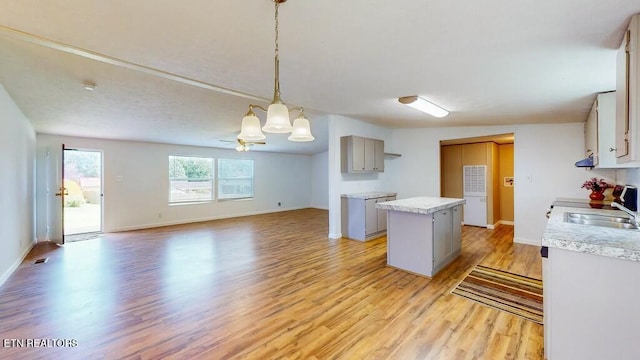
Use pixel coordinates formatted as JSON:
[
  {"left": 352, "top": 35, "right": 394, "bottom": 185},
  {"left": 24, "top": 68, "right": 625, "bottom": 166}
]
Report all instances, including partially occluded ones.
[{"left": 220, "top": 138, "right": 266, "bottom": 152}]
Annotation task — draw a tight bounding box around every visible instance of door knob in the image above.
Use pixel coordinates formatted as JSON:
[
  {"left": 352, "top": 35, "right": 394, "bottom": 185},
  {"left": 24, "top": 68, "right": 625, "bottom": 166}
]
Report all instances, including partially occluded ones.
[{"left": 55, "top": 187, "right": 69, "bottom": 196}]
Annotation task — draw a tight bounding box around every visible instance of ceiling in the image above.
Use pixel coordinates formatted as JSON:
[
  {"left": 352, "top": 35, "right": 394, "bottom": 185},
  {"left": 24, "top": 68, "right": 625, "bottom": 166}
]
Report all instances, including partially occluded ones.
[{"left": 1, "top": 1, "right": 639, "bottom": 155}]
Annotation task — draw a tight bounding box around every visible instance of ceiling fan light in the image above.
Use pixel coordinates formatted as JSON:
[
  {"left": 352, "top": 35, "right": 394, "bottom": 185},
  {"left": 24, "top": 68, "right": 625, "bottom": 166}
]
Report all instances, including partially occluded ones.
[
  {"left": 236, "top": 144, "right": 244, "bottom": 152},
  {"left": 262, "top": 103, "right": 293, "bottom": 133},
  {"left": 288, "top": 116, "right": 315, "bottom": 142},
  {"left": 398, "top": 96, "right": 449, "bottom": 118},
  {"left": 238, "top": 114, "right": 266, "bottom": 141}
]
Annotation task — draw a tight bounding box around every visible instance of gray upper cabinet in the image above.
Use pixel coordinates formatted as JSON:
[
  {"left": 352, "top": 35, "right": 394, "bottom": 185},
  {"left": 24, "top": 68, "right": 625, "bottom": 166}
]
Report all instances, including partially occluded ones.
[
  {"left": 374, "top": 139, "right": 384, "bottom": 172},
  {"left": 341, "top": 136, "right": 385, "bottom": 173}
]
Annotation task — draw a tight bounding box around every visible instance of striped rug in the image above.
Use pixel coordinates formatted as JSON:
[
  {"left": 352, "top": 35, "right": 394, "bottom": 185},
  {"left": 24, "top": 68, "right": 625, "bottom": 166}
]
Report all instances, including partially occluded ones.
[{"left": 451, "top": 265, "right": 543, "bottom": 324}]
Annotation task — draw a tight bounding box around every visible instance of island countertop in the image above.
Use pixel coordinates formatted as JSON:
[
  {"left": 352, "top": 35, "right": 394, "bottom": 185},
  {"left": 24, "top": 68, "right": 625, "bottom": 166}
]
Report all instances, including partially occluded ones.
[
  {"left": 376, "top": 196, "right": 465, "bottom": 215},
  {"left": 340, "top": 192, "right": 397, "bottom": 199},
  {"left": 542, "top": 205, "right": 640, "bottom": 262}
]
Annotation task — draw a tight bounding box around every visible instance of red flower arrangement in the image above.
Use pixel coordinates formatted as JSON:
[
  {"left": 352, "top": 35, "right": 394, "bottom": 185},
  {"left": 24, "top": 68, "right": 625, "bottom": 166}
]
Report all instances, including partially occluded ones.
[{"left": 581, "top": 177, "right": 611, "bottom": 192}]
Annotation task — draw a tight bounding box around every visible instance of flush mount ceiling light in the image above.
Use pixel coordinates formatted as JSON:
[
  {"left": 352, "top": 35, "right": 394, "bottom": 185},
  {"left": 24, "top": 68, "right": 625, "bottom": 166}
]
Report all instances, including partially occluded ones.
[
  {"left": 237, "top": 0, "right": 314, "bottom": 143},
  {"left": 398, "top": 96, "right": 449, "bottom": 118}
]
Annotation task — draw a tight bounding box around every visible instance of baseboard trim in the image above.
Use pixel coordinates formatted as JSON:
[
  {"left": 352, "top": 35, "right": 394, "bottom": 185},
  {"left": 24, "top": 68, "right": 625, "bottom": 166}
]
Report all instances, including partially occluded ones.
[
  {"left": 328, "top": 232, "right": 342, "bottom": 239},
  {"left": 513, "top": 237, "right": 540, "bottom": 246},
  {"left": 499, "top": 220, "right": 515, "bottom": 226},
  {"left": 109, "top": 207, "right": 310, "bottom": 233},
  {"left": 0, "top": 241, "right": 35, "bottom": 288}
]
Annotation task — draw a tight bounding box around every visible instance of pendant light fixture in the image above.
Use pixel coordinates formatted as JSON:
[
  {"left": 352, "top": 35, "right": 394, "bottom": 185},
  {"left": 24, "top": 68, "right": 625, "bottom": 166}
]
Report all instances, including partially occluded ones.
[{"left": 238, "top": 0, "right": 314, "bottom": 143}]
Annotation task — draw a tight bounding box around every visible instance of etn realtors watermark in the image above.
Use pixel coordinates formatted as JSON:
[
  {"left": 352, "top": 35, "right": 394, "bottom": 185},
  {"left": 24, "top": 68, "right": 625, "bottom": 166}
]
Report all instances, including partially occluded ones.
[{"left": 3, "top": 338, "right": 78, "bottom": 348}]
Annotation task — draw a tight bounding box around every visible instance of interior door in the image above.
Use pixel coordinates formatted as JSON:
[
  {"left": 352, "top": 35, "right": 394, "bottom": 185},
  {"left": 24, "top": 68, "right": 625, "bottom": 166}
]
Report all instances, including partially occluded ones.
[{"left": 53, "top": 144, "right": 68, "bottom": 244}]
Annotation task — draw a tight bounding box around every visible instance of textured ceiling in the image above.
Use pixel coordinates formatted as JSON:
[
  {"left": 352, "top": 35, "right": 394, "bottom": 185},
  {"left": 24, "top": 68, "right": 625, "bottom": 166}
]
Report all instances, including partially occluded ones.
[{"left": 0, "top": 0, "right": 639, "bottom": 154}]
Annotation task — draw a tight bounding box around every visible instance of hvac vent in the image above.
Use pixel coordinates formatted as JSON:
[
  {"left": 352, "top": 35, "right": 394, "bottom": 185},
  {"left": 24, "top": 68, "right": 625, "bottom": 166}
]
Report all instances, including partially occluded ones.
[
  {"left": 463, "top": 165, "right": 487, "bottom": 196},
  {"left": 34, "top": 258, "right": 48, "bottom": 264}
]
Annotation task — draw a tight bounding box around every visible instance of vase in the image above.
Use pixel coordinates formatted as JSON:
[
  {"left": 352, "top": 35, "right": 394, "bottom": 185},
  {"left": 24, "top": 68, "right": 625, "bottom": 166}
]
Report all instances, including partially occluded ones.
[{"left": 589, "top": 190, "right": 605, "bottom": 201}]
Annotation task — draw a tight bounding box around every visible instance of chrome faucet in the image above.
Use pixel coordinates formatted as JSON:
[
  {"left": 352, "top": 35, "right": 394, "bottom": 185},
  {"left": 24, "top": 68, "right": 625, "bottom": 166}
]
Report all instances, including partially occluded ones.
[{"left": 611, "top": 202, "right": 640, "bottom": 227}]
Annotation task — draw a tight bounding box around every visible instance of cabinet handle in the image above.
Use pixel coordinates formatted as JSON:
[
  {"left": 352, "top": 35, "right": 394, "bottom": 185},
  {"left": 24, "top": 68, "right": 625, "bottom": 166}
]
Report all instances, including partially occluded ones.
[{"left": 609, "top": 147, "right": 617, "bottom": 152}]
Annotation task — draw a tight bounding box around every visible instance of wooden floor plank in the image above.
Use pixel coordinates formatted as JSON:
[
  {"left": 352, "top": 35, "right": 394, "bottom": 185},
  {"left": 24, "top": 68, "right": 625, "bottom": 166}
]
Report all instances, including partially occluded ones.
[{"left": 0, "top": 209, "right": 543, "bottom": 359}]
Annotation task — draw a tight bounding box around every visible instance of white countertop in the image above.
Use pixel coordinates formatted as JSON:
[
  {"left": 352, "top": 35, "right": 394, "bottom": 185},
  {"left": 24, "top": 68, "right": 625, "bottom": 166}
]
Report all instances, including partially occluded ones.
[
  {"left": 542, "top": 205, "right": 640, "bottom": 262},
  {"left": 375, "top": 196, "right": 465, "bottom": 215},
  {"left": 340, "top": 192, "right": 397, "bottom": 199}
]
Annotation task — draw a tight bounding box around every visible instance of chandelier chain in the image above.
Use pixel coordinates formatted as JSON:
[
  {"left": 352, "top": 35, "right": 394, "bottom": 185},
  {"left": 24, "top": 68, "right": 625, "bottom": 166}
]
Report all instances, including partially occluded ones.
[
  {"left": 274, "top": 0, "right": 279, "bottom": 61},
  {"left": 272, "top": 0, "right": 282, "bottom": 103}
]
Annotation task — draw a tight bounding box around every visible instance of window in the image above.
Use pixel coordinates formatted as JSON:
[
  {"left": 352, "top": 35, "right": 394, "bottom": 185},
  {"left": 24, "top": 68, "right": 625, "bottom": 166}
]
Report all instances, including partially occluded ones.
[
  {"left": 217, "top": 159, "right": 254, "bottom": 200},
  {"left": 169, "top": 156, "right": 214, "bottom": 203}
]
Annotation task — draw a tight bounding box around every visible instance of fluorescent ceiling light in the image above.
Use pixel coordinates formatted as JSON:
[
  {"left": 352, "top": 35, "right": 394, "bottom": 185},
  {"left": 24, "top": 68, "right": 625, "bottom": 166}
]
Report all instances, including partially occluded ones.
[{"left": 398, "top": 96, "right": 449, "bottom": 118}]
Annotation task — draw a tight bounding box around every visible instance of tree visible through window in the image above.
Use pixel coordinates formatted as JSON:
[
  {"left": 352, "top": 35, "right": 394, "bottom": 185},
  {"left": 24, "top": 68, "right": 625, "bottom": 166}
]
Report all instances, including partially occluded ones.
[
  {"left": 218, "top": 159, "right": 254, "bottom": 200},
  {"left": 169, "top": 156, "right": 214, "bottom": 203}
]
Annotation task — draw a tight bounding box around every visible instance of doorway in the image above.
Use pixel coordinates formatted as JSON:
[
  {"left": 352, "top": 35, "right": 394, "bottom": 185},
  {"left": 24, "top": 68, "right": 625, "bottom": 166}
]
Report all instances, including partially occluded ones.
[
  {"left": 439, "top": 133, "right": 514, "bottom": 229},
  {"left": 63, "top": 148, "right": 103, "bottom": 240}
]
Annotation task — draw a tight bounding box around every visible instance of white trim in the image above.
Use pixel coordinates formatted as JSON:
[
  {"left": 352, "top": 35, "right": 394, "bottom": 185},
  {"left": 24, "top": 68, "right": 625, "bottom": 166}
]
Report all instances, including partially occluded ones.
[
  {"left": 108, "top": 206, "right": 310, "bottom": 233},
  {"left": 513, "top": 237, "right": 540, "bottom": 246},
  {"left": 312, "top": 206, "right": 329, "bottom": 211},
  {"left": 328, "top": 232, "right": 342, "bottom": 239},
  {"left": 0, "top": 242, "right": 35, "bottom": 288},
  {"left": 487, "top": 220, "right": 515, "bottom": 229}
]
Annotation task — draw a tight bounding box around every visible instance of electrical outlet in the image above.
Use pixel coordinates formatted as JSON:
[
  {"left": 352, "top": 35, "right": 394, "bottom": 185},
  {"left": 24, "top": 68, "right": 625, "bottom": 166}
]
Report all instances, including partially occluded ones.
[{"left": 158, "top": 212, "right": 162, "bottom": 219}]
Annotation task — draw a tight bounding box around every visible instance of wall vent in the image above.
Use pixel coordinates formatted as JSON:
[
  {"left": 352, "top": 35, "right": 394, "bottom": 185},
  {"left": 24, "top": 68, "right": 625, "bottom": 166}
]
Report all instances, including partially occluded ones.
[{"left": 34, "top": 258, "right": 48, "bottom": 264}]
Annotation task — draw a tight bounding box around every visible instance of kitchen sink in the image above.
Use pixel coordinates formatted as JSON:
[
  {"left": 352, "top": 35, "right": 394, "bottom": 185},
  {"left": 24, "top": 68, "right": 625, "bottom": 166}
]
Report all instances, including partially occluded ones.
[{"left": 563, "top": 212, "right": 638, "bottom": 230}]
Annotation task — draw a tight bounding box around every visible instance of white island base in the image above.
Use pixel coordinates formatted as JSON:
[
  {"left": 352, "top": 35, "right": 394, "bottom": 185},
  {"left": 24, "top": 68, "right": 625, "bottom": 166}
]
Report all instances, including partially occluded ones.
[{"left": 377, "top": 197, "right": 465, "bottom": 277}]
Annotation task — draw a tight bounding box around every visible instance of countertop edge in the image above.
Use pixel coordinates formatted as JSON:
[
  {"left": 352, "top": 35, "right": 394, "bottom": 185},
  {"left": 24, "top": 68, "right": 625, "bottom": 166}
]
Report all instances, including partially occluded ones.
[
  {"left": 376, "top": 197, "right": 465, "bottom": 215},
  {"left": 542, "top": 205, "right": 640, "bottom": 263},
  {"left": 541, "top": 236, "right": 640, "bottom": 262},
  {"left": 340, "top": 192, "right": 397, "bottom": 199}
]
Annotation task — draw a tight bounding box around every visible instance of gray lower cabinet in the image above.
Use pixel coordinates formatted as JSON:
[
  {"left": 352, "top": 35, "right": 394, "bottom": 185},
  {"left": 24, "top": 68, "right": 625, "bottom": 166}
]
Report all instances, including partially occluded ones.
[
  {"left": 452, "top": 205, "right": 462, "bottom": 253},
  {"left": 432, "top": 205, "right": 462, "bottom": 274},
  {"left": 387, "top": 204, "right": 462, "bottom": 277},
  {"left": 433, "top": 208, "right": 453, "bottom": 270},
  {"left": 342, "top": 195, "right": 396, "bottom": 241},
  {"left": 544, "top": 247, "right": 640, "bottom": 360}
]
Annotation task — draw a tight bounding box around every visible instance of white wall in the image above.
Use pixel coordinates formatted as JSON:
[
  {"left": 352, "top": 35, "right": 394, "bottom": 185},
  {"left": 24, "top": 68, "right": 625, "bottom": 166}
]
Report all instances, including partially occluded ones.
[
  {"left": 327, "top": 115, "right": 394, "bottom": 238},
  {"left": 387, "top": 122, "right": 603, "bottom": 245},
  {"left": 311, "top": 151, "right": 329, "bottom": 210},
  {"left": 36, "top": 135, "right": 314, "bottom": 240},
  {"left": 0, "top": 85, "right": 36, "bottom": 286}
]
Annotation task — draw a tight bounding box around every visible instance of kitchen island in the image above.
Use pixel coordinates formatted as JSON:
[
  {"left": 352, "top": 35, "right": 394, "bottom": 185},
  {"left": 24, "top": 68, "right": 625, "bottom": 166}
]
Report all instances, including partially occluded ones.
[
  {"left": 542, "top": 203, "right": 640, "bottom": 360},
  {"left": 377, "top": 197, "right": 465, "bottom": 277}
]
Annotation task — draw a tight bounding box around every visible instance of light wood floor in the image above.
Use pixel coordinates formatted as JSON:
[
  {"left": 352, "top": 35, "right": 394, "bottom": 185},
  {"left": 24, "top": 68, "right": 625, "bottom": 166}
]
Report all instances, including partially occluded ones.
[{"left": 0, "top": 209, "right": 543, "bottom": 359}]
